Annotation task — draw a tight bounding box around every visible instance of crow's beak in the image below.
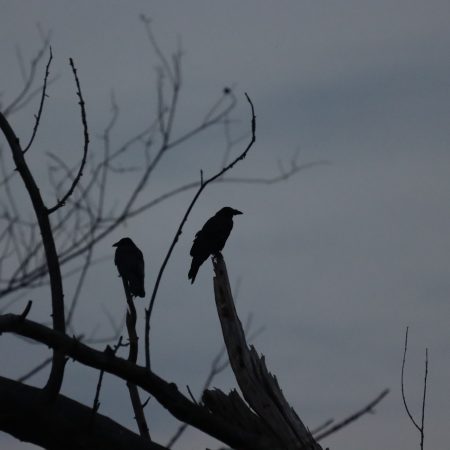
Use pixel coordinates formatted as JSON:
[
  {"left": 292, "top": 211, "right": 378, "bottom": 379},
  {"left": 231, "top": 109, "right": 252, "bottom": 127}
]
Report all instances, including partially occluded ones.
[
  {"left": 233, "top": 209, "right": 243, "bottom": 215},
  {"left": 112, "top": 242, "right": 118, "bottom": 247}
]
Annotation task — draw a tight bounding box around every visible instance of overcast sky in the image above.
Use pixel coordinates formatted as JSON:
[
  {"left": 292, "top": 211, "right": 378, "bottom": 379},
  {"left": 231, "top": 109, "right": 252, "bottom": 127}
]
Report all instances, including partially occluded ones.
[{"left": 1, "top": 1, "right": 450, "bottom": 449}]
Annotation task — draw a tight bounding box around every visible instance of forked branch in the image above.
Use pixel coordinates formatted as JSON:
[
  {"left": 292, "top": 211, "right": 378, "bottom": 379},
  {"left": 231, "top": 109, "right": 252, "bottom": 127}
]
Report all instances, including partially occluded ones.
[
  {"left": 47, "top": 58, "right": 90, "bottom": 214},
  {"left": 144, "top": 93, "right": 256, "bottom": 370},
  {"left": 0, "top": 312, "right": 269, "bottom": 449},
  {"left": 401, "top": 327, "right": 428, "bottom": 450},
  {"left": 0, "top": 109, "right": 66, "bottom": 400},
  {"left": 212, "top": 254, "right": 322, "bottom": 450}
]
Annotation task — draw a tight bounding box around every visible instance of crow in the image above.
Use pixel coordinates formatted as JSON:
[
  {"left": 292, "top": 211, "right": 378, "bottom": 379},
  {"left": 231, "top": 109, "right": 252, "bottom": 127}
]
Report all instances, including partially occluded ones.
[
  {"left": 113, "top": 237, "right": 145, "bottom": 298},
  {"left": 188, "top": 207, "right": 242, "bottom": 283}
]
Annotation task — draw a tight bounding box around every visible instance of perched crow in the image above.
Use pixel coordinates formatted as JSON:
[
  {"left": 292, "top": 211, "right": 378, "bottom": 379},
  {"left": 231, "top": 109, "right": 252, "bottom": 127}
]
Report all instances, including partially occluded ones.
[
  {"left": 113, "top": 237, "right": 145, "bottom": 298},
  {"left": 188, "top": 207, "right": 242, "bottom": 283}
]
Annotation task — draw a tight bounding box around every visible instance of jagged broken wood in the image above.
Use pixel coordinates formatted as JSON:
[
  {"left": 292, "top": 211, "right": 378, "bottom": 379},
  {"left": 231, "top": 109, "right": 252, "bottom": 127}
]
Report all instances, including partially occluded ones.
[{"left": 210, "top": 254, "right": 323, "bottom": 450}]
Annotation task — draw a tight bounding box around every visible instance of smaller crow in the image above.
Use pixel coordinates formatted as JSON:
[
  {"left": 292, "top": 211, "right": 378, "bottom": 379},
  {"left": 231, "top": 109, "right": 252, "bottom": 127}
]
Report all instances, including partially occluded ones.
[
  {"left": 113, "top": 237, "right": 145, "bottom": 298},
  {"left": 188, "top": 207, "right": 242, "bottom": 283}
]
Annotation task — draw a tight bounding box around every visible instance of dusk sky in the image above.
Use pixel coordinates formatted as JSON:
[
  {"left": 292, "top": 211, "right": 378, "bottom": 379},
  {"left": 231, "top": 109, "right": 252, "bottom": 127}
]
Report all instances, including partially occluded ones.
[{"left": 1, "top": 2, "right": 449, "bottom": 449}]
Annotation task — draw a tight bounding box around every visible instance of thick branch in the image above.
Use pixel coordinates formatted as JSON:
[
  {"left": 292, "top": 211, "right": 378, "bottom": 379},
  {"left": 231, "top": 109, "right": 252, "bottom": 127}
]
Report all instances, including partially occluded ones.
[
  {"left": 0, "top": 375, "right": 167, "bottom": 450},
  {"left": 0, "top": 111, "right": 66, "bottom": 399},
  {"left": 0, "top": 312, "right": 269, "bottom": 449},
  {"left": 212, "top": 254, "right": 322, "bottom": 450}
]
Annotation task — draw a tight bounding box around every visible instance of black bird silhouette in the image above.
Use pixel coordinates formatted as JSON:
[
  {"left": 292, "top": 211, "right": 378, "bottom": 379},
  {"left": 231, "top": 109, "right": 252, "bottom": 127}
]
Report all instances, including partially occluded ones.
[
  {"left": 113, "top": 237, "right": 145, "bottom": 298},
  {"left": 188, "top": 207, "right": 242, "bottom": 283}
]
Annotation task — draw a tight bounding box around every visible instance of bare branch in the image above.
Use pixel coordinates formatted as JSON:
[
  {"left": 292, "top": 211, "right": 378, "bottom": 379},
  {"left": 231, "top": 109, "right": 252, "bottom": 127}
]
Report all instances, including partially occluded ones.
[
  {"left": 144, "top": 93, "right": 256, "bottom": 370},
  {"left": 140, "top": 15, "right": 175, "bottom": 84},
  {"left": 0, "top": 110, "right": 66, "bottom": 400},
  {"left": 314, "top": 389, "right": 389, "bottom": 441},
  {"left": 401, "top": 327, "right": 421, "bottom": 431},
  {"left": 91, "top": 336, "right": 123, "bottom": 418},
  {"left": 0, "top": 375, "right": 168, "bottom": 450},
  {"left": 166, "top": 311, "right": 262, "bottom": 449},
  {"left": 47, "top": 58, "right": 90, "bottom": 214},
  {"left": 122, "top": 279, "right": 151, "bottom": 440},
  {"left": 3, "top": 33, "right": 51, "bottom": 116},
  {"left": 0, "top": 312, "right": 270, "bottom": 450},
  {"left": 212, "top": 254, "right": 322, "bottom": 450},
  {"left": 16, "top": 356, "right": 52, "bottom": 383},
  {"left": 420, "top": 348, "right": 428, "bottom": 450},
  {"left": 23, "top": 47, "right": 53, "bottom": 153},
  {"left": 401, "top": 327, "right": 428, "bottom": 450}
]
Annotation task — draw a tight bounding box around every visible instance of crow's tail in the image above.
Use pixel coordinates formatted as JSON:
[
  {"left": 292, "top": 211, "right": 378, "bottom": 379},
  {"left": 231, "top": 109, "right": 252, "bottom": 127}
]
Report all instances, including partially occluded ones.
[
  {"left": 128, "top": 275, "right": 145, "bottom": 298},
  {"left": 188, "top": 259, "right": 200, "bottom": 284}
]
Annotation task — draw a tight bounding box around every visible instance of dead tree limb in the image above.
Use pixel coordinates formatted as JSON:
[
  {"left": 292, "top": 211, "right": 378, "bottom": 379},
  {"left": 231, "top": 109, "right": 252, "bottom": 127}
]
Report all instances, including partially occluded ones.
[
  {"left": 122, "top": 279, "right": 151, "bottom": 440},
  {"left": 0, "top": 110, "right": 66, "bottom": 400},
  {"left": 212, "top": 254, "right": 322, "bottom": 450},
  {"left": 0, "top": 375, "right": 167, "bottom": 450},
  {"left": 0, "top": 312, "right": 271, "bottom": 449}
]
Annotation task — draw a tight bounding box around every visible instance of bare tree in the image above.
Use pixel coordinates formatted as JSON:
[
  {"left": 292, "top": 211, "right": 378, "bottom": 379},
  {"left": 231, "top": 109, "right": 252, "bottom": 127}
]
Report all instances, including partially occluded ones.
[{"left": 0, "top": 22, "right": 386, "bottom": 450}]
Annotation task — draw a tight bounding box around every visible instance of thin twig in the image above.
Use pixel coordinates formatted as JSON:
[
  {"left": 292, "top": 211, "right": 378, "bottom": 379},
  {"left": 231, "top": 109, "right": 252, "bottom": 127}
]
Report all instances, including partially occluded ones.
[
  {"left": 4, "top": 34, "right": 51, "bottom": 116},
  {"left": 401, "top": 327, "right": 421, "bottom": 431},
  {"left": 310, "top": 419, "right": 334, "bottom": 436},
  {"left": 47, "top": 58, "right": 89, "bottom": 214},
  {"left": 144, "top": 93, "right": 256, "bottom": 370},
  {"left": 315, "top": 389, "right": 389, "bottom": 441},
  {"left": 16, "top": 356, "right": 52, "bottom": 383},
  {"left": 166, "top": 311, "right": 262, "bottom": 448},
  {"left": 91, "top": 336, "right": 123, "bottom": 420},
  {"left": 401, "top": 327, "right": 428, "bottom": 450},
  {"left": 420, "top": 349, "right": 428, "bottom": 450},
  {"left": 23, "top": 47, "right": 53, "bottom": 153}
]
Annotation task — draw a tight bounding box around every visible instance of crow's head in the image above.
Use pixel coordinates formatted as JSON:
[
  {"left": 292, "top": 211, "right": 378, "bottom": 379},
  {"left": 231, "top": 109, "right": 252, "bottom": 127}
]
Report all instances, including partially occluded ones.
[
  {"left": 112, "top": 237, "right": 135, "bottom": 248},
  {"left": 217, "top": 206, "right": 243, "bottom": 217}
]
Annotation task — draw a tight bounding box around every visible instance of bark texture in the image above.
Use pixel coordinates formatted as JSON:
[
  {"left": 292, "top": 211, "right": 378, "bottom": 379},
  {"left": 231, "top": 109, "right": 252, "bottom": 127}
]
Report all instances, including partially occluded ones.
[
  {"left": 210, "top": 254, "right": 323, "bottom": 450},
  {"left": 0, "top": 376, "right": 166, "bottom": 450}
]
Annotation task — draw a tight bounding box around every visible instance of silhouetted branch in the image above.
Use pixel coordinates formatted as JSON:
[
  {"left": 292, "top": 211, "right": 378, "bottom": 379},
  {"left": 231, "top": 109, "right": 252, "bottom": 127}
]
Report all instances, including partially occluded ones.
[
  {"left": 16, "top": 356, "right": 52, "bottom": 383},
  {"left": 420, "top": 349, "right": 428, "bottom": 450},
  {"left": 0, "top": 109, "right": 66, "bottom": 400},
  {"left": 0, "top": 24, "right": 331, "bottom": 450},
  {"left": 401, "top": 327, "right": 421, "bottom": 431},
  {"left": 0, "top": 375, "right": 168, "bottom": 450},
  {"left": 16, "top": 311, "right": 124, "bottom": 385},
  {"left": 401, "top": 327, "right": 428, "bottom": 450},
  {"left": 3, "top": 33, "right": 51, "bottom": 116},
  {"left": 122, "top": 279, "right": 151, "bottom": 440},
  {"left": 47, "top": 58, "right": 90, "bottom": 215},
  {"left": 310, "top": 419, "right": 334, "bottom": 436},
  {"left": 0, "top": 312, "right": 270, "bottom": 449},
  {"left": 140, "top": 15, "right": 176, "bottom": 84},
  {"left": 144, "top": 93, "right": 256, "bottom": 370},
  {"left": 91, "top": 336, "right": 124, "bottom": 418},
  {"left": 23, "top": 47, "right": 53, "bottom": 153},
  {"left": 166, "top": 312, "right": 263, "bottom": 448},
  {"left": 314, "top": 389, "right": 390, "bottom": 441},
  {"left": 212, "top": 254, "right": 322, "bottom": 450}
]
